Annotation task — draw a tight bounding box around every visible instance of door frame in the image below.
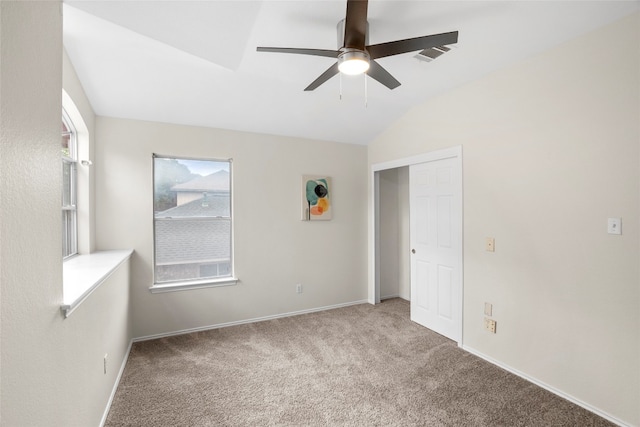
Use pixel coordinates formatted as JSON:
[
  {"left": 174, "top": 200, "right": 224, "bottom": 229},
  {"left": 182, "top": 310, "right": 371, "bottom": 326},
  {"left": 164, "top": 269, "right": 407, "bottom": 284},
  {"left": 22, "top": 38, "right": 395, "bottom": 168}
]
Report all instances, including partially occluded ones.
[{"left": 369, "top": 145, "right": 463, "bottom": 345}]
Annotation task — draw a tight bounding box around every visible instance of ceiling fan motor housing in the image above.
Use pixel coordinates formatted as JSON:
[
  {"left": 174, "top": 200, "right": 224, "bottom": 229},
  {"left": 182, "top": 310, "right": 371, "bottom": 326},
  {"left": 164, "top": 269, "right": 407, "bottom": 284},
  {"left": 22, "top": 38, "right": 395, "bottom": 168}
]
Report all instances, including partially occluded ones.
[
  {"left": 336, "top": 18, "right": 369, "bottom": 49},
  {"left": 336, "top": 18, "right": 371, "bottom": 75}
]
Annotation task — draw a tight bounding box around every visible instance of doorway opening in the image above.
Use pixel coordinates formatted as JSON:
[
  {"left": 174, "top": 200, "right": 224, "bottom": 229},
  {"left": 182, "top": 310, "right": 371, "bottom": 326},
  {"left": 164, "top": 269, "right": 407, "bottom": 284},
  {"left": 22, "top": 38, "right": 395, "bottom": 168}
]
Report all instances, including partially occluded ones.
[
  {"left": 376, "top": 166, "right": 410, "bottom": 302},
  {"left": 371, "top": 146, "right": 463, "bottom": 345}
]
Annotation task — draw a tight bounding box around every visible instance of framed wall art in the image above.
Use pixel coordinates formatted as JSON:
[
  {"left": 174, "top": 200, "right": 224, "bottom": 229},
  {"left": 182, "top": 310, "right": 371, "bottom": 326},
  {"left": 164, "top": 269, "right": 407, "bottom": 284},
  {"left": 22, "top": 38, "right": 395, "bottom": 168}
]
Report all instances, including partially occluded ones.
[{"left": 302, "top": 175, "right": 331, "bottom": 221}]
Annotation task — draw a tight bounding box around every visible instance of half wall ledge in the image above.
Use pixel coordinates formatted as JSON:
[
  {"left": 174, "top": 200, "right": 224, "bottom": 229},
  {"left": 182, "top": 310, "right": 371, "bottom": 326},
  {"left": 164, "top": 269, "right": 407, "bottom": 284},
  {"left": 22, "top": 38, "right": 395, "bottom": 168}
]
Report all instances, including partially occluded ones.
[{"left": 61, "top": 249, "right": 134, "bottom": 318}]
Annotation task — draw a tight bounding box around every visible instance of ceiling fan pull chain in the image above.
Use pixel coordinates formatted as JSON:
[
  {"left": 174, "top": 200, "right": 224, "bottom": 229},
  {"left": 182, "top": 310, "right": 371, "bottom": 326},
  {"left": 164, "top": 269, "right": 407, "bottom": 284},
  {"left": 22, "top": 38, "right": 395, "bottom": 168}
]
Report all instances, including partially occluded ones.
[{"left": 339, "top": 72, "right": 343, "bottom": 100}]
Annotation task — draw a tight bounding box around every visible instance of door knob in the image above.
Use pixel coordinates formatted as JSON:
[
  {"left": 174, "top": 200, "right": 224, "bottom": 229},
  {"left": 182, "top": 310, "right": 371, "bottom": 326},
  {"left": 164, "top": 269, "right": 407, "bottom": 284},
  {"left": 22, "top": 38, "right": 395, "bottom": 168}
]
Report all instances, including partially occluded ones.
[{"left": 411, "top": 249, "right": 416, "bottom": 254}]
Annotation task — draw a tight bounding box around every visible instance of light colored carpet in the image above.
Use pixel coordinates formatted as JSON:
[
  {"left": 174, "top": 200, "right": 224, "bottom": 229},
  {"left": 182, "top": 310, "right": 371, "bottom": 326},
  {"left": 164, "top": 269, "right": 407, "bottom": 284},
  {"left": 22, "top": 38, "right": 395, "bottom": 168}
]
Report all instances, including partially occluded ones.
[{"left": 105, "top": 299, "right": 613, "bottom": 426}]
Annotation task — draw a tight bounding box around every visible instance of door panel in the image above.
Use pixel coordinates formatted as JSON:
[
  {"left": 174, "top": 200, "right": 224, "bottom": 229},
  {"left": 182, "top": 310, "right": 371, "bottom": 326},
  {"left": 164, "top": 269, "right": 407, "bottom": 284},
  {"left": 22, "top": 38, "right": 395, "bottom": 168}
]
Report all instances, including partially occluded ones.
[
  {"left": 437, "top": 265, "right": 453, "bottom": 319},
  {"left": 410, "top": 156, "right": 461, "bottom": 342},
  {"left": 416, "top": 197, "right": 429, "bottom": 244},
  {"left": 415, "top": 260, "right": 431, "bottom": 311},
  {"left": 437, "top": 195, "right": 452, "bottom": 248}
]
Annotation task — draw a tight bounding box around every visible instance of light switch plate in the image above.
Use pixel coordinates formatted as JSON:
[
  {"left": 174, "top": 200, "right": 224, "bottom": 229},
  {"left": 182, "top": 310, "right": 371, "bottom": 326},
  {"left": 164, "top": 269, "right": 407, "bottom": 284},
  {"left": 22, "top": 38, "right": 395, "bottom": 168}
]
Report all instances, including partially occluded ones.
[
  {"left": 607, "top": 218, "right": 621, "bottom": 235},
  {"left": 484, "top": 302, "right": 493, "bottom": 316}
]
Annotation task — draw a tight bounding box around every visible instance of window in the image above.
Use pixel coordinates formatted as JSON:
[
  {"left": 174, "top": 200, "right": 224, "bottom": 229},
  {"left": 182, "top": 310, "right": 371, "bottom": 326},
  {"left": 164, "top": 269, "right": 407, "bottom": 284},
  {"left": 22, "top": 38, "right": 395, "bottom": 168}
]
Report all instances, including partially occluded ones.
[
  {"left": 62, "top": 110, "right": 77, "bottom": 259},
  {"left": 153, "top": 155, "right": 233, "bottom": 286}
]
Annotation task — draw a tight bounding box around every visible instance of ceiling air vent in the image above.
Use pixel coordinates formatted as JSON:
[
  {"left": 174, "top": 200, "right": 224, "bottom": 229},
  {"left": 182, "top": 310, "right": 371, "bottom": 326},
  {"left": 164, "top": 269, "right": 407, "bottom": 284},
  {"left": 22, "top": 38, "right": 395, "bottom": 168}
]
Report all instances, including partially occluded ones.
[{"left": 415, "top": 46, "right": 451, "bottom": 62}]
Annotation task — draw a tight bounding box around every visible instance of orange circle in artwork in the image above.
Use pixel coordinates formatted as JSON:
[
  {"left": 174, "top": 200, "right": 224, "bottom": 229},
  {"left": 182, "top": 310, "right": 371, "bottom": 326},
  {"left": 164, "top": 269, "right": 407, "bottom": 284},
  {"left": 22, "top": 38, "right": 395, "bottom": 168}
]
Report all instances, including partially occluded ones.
[{"left": 318, "top": 198, "right": 329, "bottom": 210}]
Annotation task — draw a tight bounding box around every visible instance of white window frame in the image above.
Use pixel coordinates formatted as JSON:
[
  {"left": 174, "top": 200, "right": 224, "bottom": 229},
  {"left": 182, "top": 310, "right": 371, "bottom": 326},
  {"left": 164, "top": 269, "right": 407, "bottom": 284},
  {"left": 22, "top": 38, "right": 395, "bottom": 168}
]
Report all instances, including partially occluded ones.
[
  {"left": 62, "top": 109, "right": 78, "bottom": 259},
  {"left": 150, "top": 154, "right": 237, "bottom": 293}
]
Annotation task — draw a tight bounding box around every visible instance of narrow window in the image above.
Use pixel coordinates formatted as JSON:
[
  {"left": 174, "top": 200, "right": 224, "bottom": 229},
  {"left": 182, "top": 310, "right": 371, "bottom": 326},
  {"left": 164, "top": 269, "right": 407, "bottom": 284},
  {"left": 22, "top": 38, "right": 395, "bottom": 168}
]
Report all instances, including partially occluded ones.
[
  {"left": 153, "top": 155, "right": 232, "bottom": 285},
  {"left": 62, "top": 110, "right": 77, "bottom": 259}
]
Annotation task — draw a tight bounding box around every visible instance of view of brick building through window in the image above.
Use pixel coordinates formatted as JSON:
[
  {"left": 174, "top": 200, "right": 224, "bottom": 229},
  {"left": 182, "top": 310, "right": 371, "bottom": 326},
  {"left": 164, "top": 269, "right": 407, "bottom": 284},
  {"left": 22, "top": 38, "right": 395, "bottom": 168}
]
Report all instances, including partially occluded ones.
[{"left": 153, "top": 157, "right": 231, "bottom": 284}]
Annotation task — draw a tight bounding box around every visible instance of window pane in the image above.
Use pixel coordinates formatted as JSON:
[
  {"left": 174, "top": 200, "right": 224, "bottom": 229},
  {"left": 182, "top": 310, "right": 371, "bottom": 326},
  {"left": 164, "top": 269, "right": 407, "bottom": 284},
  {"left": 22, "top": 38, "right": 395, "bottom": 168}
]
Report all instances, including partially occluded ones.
[
  {"left": 62, "top": 133, "right": 71, "bottom": 157},
  {"left": 153, "top": 156, "right": 232, "bottom": 284},
  {"left": 62, "top": 111, "right": 76, "bottom": 159},
  {"left": 62, "top": 160, "right": 75, "bottom": 207},
  {"left": 62, "top": 112, "right": 78, "bottom": 259},
  {"left": 62, "top": 213, "right": 68, "bottom": 257},
  {"left": 154, "top": 218, "right": 230, "bottom": 282},
  {"left": 62, "top": 209, "right": 76, "bottom": 258}
]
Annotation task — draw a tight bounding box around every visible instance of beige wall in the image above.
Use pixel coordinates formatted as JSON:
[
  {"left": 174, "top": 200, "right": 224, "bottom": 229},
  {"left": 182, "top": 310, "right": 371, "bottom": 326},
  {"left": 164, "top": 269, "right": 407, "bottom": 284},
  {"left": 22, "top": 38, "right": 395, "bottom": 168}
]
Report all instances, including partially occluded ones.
[
  {"left": 396, "top": 166, "right": 410, "bottom": 301},
  {"left": 95, "top": 117, "right": 368, "bottom": 339},
  {"left": 378, "top": 167, "right": 410, "bottom": 301},
  {"left": 378, "top": 168, "right": 400, "bottom": 299},
  {"left": 369, "top": 13, "right": 639, "bottom": 426},
  {"left": 2, "top": 3, "right": 636, "bottom": 425},
  {"left": 0, "top": 3, "right": 133, "bottom": 425}
]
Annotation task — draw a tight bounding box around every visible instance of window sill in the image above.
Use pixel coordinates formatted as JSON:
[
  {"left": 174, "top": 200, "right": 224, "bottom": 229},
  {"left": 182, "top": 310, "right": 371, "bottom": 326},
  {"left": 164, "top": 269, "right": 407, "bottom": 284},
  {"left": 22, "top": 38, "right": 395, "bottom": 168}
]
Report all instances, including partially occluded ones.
[
  {"left": 62, "top": 249, "right": 134, "bottom": 318},
  {"left": 149, "top": 277, "right": 238, "bottom": 294}
]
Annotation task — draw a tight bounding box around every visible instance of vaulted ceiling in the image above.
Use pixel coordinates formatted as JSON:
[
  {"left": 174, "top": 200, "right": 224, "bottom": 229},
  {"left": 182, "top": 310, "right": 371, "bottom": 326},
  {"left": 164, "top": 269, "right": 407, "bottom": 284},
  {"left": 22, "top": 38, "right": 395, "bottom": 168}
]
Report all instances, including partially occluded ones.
[{"left": 63, "top": 1, "right": 639, "bottom": 145}]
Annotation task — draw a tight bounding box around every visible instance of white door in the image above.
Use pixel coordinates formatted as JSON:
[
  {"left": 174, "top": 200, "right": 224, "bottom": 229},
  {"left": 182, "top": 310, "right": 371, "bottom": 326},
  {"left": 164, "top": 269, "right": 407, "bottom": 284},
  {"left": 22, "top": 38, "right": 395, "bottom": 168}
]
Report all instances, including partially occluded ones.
[{"left": 410, "top": 156, "right": 462, "bottom": 342}]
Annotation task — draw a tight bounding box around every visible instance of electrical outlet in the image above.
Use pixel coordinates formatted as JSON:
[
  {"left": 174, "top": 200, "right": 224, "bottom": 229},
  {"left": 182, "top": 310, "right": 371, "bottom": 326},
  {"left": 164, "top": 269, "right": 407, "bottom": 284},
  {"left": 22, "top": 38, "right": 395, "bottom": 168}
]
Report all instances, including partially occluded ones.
[
  {"left": 484, "top": 318, "right": 497, "bottom": 333},
  {"left": 485, "top": 237, "right": 495, "bottom": 252},
  {"left": 296, "top": 284, "right": 303, "bottom": 294},
  {"left": 103, "top": 354, "right": 108, "bottom": 374}
]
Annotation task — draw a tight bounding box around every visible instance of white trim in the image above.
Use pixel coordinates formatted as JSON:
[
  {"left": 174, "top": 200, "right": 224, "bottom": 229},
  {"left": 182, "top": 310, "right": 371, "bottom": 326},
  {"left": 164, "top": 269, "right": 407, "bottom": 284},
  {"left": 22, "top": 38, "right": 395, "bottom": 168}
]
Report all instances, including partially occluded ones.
[
  {"left": 61, "top": 249, "right": 133, "bottom": 318},
  {"left": 371, "top": 146, "right": 462, "bottom": 173},
  {"left": 149, "top": 277, "right": 238, "bottom": 293},
  {"left": 462, "top": 345, "right": 631, "bottom": 427},
  {"left": 99, "top": 340, "right": 133, "bottom": 427},
  {"left": 133, "top": 299, "right": 369, "bottom": 342},
  {"left": 373, "top": 171, "right": 381, "bottom": 304}
]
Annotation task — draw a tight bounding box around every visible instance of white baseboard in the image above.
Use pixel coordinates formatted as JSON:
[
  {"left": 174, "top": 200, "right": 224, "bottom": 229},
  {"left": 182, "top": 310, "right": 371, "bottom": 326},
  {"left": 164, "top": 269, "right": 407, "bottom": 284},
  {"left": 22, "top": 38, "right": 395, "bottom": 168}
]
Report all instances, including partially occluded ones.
[
  {"left": 133, "top": 299, "right": 370, "bottom": 343},
  {"left": 462, "top": 345, "right": 631, "bottom": 427},
  {"left": 100, "top": 339, "right": 133, "bottom": 427}
]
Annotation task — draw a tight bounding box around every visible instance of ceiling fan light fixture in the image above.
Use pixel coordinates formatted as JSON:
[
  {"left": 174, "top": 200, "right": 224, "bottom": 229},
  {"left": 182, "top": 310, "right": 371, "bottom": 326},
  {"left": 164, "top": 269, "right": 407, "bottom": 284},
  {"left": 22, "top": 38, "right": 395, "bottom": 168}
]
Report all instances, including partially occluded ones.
[
  {"left": 256, "top": 0, "right": 459, "bottom": 91},
  {"left": 338, "top": 49, "right": 370, "bottom": 75}
]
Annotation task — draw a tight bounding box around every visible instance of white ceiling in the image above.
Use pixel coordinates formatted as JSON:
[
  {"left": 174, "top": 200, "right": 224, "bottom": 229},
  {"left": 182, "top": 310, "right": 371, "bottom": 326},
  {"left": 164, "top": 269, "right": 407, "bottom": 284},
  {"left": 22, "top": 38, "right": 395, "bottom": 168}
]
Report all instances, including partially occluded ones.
[{"left": 63, "top": 1, "right": 639, "bottom": 145}]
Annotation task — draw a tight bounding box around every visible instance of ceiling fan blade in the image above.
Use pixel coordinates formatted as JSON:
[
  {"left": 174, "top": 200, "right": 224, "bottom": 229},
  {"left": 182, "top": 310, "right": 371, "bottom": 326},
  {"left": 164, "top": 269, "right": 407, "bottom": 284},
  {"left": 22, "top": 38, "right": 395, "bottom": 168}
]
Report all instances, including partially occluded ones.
[
  {"left": 304, "top": 62, "right": 340, "bottom": 91},
  {"left": 367, "top": 60, "right": 401, "bottom": 90},
  {"left": 367, "top": 31, "right": 459, "bottom": 59},
  {"left": 343, "top": 0, "right": 368, "bottom": 49},
  {"left": 256, "top": 47, "right": 339, "bottom": 58}
]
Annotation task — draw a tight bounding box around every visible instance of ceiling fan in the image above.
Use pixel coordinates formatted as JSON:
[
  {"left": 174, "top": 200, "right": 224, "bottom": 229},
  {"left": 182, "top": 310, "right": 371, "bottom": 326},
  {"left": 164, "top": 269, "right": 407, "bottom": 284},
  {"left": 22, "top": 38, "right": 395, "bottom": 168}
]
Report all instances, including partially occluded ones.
[{"left": 257, "top": 0, "right": 459, "bottom": 91}]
